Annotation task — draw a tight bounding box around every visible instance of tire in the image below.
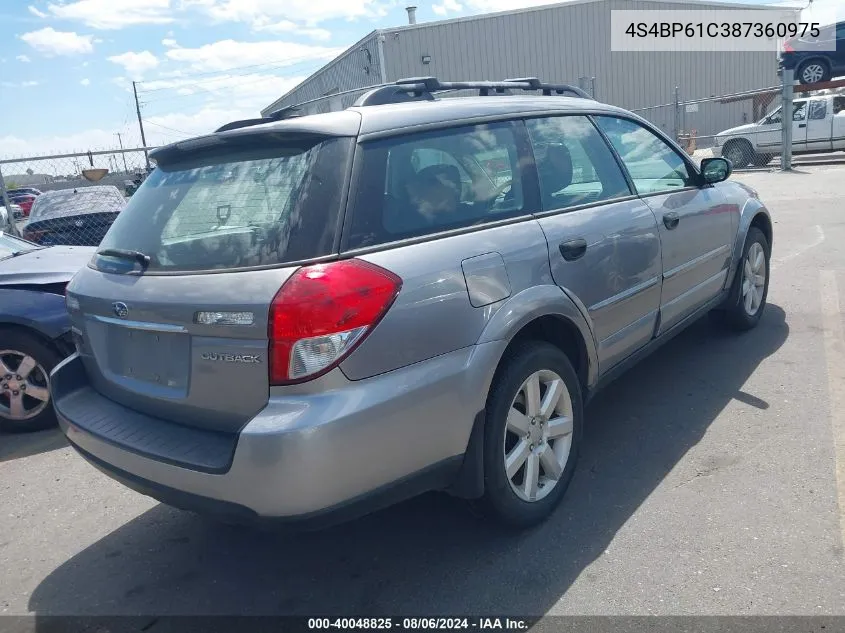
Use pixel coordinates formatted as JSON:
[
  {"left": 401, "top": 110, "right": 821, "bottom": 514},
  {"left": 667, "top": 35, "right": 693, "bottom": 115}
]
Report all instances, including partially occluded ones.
[
  {"left": 481, "top": 341, "right": 583, "bottom": 528},
  {"left": 723, "top": 140, "right": 753, "bottom": 169},
  {"left": 751, "top": 153, "right": 773, "bottom": 167},
  {"left": 0, "top": 330, "right": 62, "bottom": 433},
  {"left": 797, "top": 59, "right": 831, "bottom": 85},
  {"left": 715, "top": 227, "right": 771, "bottom": 331}
]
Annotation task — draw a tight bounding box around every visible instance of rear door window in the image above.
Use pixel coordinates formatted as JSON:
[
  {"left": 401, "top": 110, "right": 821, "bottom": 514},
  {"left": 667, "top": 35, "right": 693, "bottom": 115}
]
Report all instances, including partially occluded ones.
[
  {"left": 345, "top": 121, "right": 528, "bottom": 249},
  {"left": 525, "top": 115, "right": 632, "bottom": 211},
  {"left": 95, "top": 136, "right": 352, "bottom": 272}
]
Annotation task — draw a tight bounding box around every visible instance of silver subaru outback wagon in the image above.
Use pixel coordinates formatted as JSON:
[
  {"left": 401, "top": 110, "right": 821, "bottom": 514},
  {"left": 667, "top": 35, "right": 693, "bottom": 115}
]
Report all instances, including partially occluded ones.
[{"left": 52, "top": 78, "right": 772, "bottom": 529}]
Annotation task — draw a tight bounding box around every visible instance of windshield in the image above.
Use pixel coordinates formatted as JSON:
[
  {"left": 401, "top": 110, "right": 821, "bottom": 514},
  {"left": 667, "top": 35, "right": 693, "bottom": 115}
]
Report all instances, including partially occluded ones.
[
  {"left": 0, "top": 232, "right": 41, "bottom": 260},
  {"left": 95, "top": 136, "right": 352, "bottom": 273}
]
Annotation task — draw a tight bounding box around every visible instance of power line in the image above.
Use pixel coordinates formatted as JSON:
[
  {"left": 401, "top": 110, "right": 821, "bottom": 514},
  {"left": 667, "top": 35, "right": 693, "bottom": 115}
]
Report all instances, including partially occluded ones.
[{"left": 143, "top": 120, "right": 194, "bottom": 137}]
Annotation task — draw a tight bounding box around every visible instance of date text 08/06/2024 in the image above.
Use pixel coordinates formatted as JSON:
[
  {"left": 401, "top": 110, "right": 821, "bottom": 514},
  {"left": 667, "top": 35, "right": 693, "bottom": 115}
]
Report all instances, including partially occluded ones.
[{"left": 307, "top": 618, "right": 532, "bottom": 630}]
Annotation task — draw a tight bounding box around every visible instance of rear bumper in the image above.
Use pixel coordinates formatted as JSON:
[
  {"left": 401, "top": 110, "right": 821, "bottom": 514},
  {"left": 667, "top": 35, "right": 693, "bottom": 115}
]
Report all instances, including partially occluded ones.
[{"left": 52, "top": 342, "right": 504, "bottom": 522}]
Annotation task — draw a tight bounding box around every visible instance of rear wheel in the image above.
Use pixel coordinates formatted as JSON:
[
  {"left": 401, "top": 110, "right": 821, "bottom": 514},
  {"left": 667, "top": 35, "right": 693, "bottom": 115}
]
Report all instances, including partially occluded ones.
[
  {"left": 0, "top": 331, "right": 61, "bottom": 433},
  {"left": 797, "top": 60, "right": 830, "bottom": 85},
  {"left": 481, "top": 341, "right": 582, "bottom": 528}
]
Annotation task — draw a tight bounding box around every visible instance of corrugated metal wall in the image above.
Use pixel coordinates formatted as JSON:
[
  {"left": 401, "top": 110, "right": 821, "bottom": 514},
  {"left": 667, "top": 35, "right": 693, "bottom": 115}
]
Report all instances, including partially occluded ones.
[
  {"left": 382, "top": 0, "right": 778, "bottom": 144},
  {"left": 265, "top": 0, "right": 779, "bottom": 143},
  {"left": 261, "top": 32, "right": 384, "bottom": 116}
]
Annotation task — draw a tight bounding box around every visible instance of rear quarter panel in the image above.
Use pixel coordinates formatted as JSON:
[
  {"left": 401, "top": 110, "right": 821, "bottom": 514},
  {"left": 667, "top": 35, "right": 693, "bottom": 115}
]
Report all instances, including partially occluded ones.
[{"left": 340, "top": 220, "right": 555, "bottom": 380}]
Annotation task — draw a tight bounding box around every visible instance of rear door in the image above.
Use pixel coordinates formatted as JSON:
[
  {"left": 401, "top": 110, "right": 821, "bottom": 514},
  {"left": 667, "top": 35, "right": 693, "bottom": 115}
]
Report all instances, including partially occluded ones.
[
  {"left": 595, "top": 115, "right": 734, "bottom": 335},
  {"left": 526, "top": 115, "right": 662, "bottom": 370},
  {"left": 66, "top": 133, "right": 355, "bottom": 433}
]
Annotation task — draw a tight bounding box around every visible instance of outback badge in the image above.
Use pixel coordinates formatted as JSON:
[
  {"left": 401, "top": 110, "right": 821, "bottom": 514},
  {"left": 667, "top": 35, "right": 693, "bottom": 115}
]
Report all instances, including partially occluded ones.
[{"left": 201, "top": 352, "right": 262, "bottom": 364}]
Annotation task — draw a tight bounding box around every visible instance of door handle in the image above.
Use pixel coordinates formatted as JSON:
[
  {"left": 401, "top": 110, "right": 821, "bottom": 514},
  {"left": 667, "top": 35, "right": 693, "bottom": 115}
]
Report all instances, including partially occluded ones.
[
  {"left": 798, "top": 123, "right": 807, "bottom": 128},
  {"left": 559, "top": 238, "right": 587, "bottom": 261},
  {"left": 663, "top": 212, "right": 680, "bottom": 230}
]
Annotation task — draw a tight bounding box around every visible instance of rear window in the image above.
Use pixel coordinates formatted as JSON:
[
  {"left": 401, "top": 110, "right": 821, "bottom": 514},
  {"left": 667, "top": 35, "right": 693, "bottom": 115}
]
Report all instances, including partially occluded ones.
[{"left": 95, "top": 137, "right": 352, "bottom": 272}]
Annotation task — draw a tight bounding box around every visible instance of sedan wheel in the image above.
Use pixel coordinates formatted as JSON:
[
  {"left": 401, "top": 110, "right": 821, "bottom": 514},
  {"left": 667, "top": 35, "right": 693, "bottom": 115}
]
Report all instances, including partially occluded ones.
[
  {"left": 503, "top": 370, "right": 574, "bottom": 503},
  {"left": 0, "top": 350, "right": 52, "bottom": 422},
  {"left": 0, "top": 331, "right": 62, "bottom": 433}
]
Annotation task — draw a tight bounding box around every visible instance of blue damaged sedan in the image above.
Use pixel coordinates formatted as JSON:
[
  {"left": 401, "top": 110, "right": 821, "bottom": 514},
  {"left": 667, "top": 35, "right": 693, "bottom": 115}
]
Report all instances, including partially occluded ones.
[{"left": 0, "top": 231, "right": 94, "bottom": 432}]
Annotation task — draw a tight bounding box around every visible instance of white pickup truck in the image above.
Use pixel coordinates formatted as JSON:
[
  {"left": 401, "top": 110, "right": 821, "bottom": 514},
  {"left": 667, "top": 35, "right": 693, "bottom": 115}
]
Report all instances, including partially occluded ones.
[{"left": 713, "top": 94, "right": 845, "bottom": 167}]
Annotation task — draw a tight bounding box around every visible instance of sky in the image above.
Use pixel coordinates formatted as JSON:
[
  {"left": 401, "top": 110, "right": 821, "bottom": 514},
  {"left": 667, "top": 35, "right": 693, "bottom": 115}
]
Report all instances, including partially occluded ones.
[{"left": 0, "top": 0, "right": 843, "bottom": 160}]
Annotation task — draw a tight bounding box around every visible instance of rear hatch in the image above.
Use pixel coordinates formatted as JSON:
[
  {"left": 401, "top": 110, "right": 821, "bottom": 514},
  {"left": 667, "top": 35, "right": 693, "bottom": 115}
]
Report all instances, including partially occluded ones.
[
  {"left": 27, "top": 210, "right": 121, "bottom": 246},
  {"left": 24, "top": 187, "right": 126, "bottom": 246},
  {"left": 65, "top": 122, "right": 357, "bottom": 433}
]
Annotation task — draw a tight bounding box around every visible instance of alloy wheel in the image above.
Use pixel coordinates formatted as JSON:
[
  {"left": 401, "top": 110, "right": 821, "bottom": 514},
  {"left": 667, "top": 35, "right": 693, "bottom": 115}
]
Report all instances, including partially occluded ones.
[
  {"left": 802, "top": 64, "right": 825, "bottom": 84},
  {"left": 0, "top": 351, "right": 51, "bottom": 422},
  {"left": 503, "top": 369, "right": 574, "bottom": 502},
  {"left": 742, "top": 242, "right": 766, "bottom": 316}
]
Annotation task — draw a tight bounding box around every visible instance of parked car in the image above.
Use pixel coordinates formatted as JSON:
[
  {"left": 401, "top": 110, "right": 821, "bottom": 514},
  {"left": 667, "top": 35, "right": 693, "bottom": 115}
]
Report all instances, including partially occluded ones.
[
  {"left": 779, "top": 21, "right": 845, "bottom": 84},
  {"left": 6, "top": 187, "right": 42, "bottom": 197},
  {"left": 22, "top": 185, "right": 126, "bottom": 246},
  {"left": 53, "top": 78, "right": 773, "bottom": 530},
  {"left": 713, "top": 94, "right": 845, "bottom": 167},
  {"left": 1, "top": 200, "right": 24, "bottom": 222},
  {"left": 10, "top": 193, "right": 36, "bottom": 217},
  {"left": 0, "top": 232, "right": 94, "bottom": 432}
]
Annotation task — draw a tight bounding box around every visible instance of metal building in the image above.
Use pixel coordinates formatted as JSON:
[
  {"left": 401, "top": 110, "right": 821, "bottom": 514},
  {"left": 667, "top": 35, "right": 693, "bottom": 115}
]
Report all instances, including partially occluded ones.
[{"left": 261, "top": 0, "right": 783, "bottom": 144}]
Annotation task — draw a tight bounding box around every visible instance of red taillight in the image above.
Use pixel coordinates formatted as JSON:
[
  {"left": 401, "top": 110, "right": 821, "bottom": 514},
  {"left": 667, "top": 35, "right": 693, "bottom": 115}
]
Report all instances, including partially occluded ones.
[
  {"left": 783, "top": 39, "right": 795, "bottom": 52},
  {"left": 268, "top": 259, "right": 402, "bottom": 385}
]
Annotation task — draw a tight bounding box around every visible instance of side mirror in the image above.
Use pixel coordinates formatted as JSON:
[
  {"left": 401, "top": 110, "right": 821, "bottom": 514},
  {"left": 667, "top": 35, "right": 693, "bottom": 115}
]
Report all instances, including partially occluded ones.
[{"left": 701, "top": 157, "right": 732, "bottom": 184}]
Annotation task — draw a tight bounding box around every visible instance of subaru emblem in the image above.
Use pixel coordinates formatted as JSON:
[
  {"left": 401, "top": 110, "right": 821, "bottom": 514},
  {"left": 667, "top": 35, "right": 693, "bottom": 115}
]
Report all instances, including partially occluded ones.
[{"left": 112, "top": 302, "right": 129, "bottom": 319}]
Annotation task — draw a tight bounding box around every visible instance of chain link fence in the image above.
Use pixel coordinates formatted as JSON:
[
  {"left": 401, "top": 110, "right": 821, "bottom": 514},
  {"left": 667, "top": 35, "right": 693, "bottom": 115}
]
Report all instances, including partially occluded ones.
[
  {"left": 631, "top": 85, "right": 786, "bottom": 170},
  {"left": 0, "top": 148, "right": 155, "bottom": 246}
]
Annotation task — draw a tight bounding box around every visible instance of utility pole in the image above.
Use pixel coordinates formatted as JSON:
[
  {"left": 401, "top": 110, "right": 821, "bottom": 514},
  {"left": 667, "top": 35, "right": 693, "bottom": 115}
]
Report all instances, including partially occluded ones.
[
  {"left": 115, "top": 132, "right": 129, "bottom": 173},
  {"left": 132, "top": 81, "right": 151, "bottom": 170},
  {"left": 781, "top": 68, "right": 794, "bottom": 170}
]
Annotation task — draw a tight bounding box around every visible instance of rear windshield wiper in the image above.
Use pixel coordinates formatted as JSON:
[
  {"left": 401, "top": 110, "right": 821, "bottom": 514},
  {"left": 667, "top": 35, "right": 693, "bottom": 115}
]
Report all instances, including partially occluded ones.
[{"left": 96, "top": 248, "right": 151, "bottom": 272}]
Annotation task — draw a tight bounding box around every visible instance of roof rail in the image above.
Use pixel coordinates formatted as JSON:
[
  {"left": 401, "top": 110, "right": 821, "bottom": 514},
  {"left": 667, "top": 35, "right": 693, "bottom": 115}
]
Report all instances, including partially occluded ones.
[
  {"left": 218, "top": 76, "right": 593, "bottom": 134},
  {"left": 354, "top": 76, "right": 594, "bottom": 104},
  {"left": 353, "top": 85, "right": 436, "bottom": 107}
]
